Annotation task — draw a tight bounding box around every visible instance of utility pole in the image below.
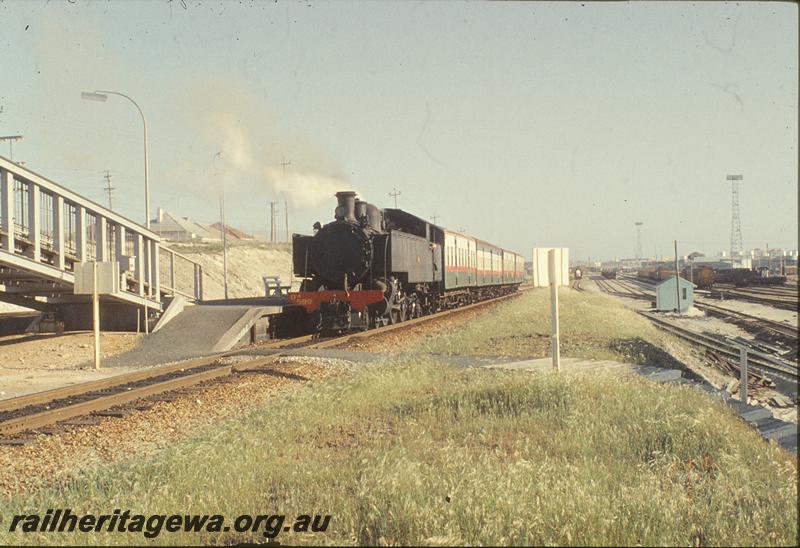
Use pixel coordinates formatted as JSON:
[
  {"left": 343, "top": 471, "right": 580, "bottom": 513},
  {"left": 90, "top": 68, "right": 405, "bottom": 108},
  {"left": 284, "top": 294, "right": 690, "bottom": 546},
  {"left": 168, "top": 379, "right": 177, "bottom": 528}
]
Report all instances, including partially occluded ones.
[
  {"left": 727, "top": 174, "right": 743, "bottom": 267},
  {"left": 213, "top": 150, "right": 228, "bottom": 300},
  {"left": 220, "top": 192, "right": 229, "bottom": 300},
  {"left": 389, "top": 187, "right": 401, "bottom": 208},
  {"left": 103, "top": 170, "right": 114, "bottom": 210},
  {"left": 0, "top": 135, "right": 23, "bottom": 162},
  {"left": 430, "top": 213, "right": 440, "bottom": 225},
  {"left": 674, "top": 240, "right": 681, "bottom": 314},
  {"left": 269, "top": 201, "right": 279, "bottom": 243},
  {"left": 279, "top": 156, "right": 291, "bottom": 243},
  {"left": 635, "top": 221, "right": 644, "bottom": 260}
]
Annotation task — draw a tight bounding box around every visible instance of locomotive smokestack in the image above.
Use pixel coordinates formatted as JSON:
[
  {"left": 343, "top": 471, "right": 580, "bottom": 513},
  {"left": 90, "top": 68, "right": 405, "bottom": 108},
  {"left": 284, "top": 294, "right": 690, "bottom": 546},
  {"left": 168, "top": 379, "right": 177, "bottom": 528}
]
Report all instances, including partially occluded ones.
[
  {"left": 354, "top": 199, "right": 367, "bottom": 221},
  {"left": 335, "top": 191, "right": 357, "bottom": 222}
]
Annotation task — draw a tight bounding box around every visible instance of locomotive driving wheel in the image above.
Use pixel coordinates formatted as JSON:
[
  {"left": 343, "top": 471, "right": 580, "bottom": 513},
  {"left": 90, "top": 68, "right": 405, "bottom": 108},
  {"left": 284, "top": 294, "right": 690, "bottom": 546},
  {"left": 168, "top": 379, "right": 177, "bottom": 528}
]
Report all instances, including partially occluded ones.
[{"left": 389, "top": 300, "right": 407, "bottom": 324}]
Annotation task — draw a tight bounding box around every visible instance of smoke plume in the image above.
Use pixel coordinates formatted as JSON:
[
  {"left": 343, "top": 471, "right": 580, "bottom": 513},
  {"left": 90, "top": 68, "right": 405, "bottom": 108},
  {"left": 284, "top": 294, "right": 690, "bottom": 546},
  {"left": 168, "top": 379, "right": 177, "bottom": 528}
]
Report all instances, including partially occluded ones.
[{"left": 184, "top": 77, "right": 353, "bottom": 209}]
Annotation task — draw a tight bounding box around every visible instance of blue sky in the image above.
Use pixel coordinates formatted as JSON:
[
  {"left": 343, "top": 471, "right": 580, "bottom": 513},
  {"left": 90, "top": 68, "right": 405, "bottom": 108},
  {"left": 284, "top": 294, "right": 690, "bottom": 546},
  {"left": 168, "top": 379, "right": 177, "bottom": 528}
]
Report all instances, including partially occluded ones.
[{"left": 0, "top": 0, "right": 796, "bottom": 260}]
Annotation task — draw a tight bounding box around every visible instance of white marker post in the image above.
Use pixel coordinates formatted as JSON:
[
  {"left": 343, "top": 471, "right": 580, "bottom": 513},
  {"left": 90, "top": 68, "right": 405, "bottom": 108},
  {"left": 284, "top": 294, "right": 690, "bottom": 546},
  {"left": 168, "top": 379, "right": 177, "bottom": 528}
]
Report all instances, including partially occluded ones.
[
  {"left": 74, "top": 261, "right": 119, "bottom": 370},
  {"left": 548, "top": 249, "right": 560, "bottom": 371},
  {"left": 739, "top": 346, "right": 748, "bottom": 403},
  {"left": 92, "top": 260, "right": 101, "bottom": 370}
]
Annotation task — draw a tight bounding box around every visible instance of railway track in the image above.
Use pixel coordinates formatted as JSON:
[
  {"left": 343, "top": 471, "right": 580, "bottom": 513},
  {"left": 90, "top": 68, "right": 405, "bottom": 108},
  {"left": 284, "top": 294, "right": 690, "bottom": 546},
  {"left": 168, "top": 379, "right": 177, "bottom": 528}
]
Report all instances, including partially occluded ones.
[
  {"left": 593, "top": 275, "right": 798, "bottom": 381},
  {"left": 0, "top": 290, "right": 523, "bottom": 444},
  {"left": 693, "top": 300, "right": 798, "bottom": 342},
  {"left": 638, "top": 311, "right": 798, "bottom": 389},
  {"left": 709, "top": 284, "right": 799, "bottom": 311},
  {"left": 592, "top": 276, "right": 652, "bottom": 300},
  {"left": 608, "top": 275, "right": 798, "bottom": 348}
]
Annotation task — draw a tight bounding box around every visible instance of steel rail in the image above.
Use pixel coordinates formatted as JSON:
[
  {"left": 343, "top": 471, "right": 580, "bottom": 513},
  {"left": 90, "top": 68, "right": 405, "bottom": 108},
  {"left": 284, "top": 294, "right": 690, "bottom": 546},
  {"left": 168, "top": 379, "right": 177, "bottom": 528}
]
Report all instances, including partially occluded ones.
[
  {"left": 603, "top": 277, "right": 797, "bottom": 344},
  {"left": 638, "top": 311, "right": 798, "bottom": 381},
  {"left": 693, "top": 300, "right": 798, "bottom": 341},
  {"left": 0, "top": 355, "right": 279, "bottom": 438},
  {"left": 593, "top": 276, "right": 650, "bottom": 300},
  {"left": 0, "top": 354, "right": 227, "bottom": 413},
  {"left": 709, "top": 285, "right": 798, "bottom": 311}
]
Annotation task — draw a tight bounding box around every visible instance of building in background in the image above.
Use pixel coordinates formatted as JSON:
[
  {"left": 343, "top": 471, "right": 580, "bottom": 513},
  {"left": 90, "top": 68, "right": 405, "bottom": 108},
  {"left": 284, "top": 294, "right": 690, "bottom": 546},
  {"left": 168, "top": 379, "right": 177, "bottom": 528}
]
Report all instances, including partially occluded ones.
[
  {"left": 208, "top": 223, "right": 256, "bottom": 241},
  {"left": 151, "top": 208, "right": 220, "bottom": 242}
]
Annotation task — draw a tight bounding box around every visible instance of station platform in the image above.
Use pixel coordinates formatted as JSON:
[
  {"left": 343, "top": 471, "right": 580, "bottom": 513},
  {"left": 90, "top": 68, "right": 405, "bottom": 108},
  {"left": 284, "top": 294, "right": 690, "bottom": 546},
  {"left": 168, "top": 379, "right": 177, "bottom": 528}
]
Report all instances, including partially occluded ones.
[
  {"left": 98, "top": 303, "right": 283, "bottom": 368},
  {"left": 198, "top": 295, "right": 289, "bottom": 307}
]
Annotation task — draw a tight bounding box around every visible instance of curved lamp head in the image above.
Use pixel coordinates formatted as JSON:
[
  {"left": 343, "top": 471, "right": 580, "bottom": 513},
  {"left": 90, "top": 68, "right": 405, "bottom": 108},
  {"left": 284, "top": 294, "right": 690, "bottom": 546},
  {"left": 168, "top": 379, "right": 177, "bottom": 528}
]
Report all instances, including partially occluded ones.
[{"left": 81, "top": 91, "right": 108, "bottom": 102}]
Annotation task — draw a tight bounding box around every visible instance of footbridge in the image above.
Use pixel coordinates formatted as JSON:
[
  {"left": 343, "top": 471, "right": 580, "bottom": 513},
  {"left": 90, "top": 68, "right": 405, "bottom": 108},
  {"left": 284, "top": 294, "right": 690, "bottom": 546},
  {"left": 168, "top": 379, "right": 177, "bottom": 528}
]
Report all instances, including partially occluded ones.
[{"left": 0, "top": 155, "right": 203, "bottom": 330}]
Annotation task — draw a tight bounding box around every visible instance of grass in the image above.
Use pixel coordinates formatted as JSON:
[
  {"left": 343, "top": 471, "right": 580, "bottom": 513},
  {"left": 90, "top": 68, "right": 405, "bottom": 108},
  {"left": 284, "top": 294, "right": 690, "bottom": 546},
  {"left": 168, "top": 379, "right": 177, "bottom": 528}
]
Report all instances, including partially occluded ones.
[
  {"left": 415, "top": 288, "right": 679, "bottom": 365},
  {"left": 2, "top": 359, "right": 797, "bottom": 546},
  {"left": 2, "top": 288, "right": 796, "bottom": 546}
]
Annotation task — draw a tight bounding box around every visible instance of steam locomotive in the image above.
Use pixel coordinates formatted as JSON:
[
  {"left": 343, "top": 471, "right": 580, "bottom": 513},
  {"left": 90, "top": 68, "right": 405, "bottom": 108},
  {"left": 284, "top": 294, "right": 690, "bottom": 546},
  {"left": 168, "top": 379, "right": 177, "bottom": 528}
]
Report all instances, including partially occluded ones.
[{"left": 288, "top": 191, "right": 524, "bottom": 332}]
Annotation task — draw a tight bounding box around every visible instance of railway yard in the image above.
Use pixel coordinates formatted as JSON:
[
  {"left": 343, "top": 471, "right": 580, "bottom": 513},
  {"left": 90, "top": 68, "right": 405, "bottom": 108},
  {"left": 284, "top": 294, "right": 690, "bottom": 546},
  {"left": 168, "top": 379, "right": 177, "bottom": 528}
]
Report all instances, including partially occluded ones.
[{"left": 588, "top": 274, "right": 798, "bottom": 405}]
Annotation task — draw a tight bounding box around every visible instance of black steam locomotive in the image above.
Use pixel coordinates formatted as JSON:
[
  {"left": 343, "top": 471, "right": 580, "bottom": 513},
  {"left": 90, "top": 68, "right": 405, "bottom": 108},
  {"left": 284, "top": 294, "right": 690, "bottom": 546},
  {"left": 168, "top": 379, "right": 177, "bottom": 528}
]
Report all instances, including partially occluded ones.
[{"left": 289, "top": 191, "right": 524, "bottom": 332}]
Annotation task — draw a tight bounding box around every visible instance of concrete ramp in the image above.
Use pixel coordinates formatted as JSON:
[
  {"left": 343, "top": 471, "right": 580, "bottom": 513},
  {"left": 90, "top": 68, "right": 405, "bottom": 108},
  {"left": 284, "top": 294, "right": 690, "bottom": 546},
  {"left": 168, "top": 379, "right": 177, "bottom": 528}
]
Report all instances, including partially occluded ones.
[{"left": 100, "top": 304, "right": 281, "bottom": 368}]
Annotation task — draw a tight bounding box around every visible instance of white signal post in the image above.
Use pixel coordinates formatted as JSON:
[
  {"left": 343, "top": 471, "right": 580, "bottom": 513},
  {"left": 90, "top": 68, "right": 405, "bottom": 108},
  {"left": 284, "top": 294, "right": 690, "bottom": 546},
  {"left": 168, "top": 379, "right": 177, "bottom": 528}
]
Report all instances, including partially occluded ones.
[
  {"left": 548, "top": 249, "right": 560, "bottom": 371},
  {"left": 74, "top": 261, "right": 119, "bottom": 369}
]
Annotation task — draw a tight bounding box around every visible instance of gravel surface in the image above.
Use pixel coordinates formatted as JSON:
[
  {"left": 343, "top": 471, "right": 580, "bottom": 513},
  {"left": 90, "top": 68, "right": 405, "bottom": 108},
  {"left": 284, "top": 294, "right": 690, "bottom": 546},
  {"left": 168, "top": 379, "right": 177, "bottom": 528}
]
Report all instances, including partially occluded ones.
[
  {"left": 696, "top": 295, "right": 798, "bottom": 326},
  {"left": 0, "top": 356, "right": 353, "bottom": 497},
  {"left": 0, "top": 332, "right": 143, "bottom": 400},
  {"left": 335, "top": 300, "right": 509, "bottom": 353}
]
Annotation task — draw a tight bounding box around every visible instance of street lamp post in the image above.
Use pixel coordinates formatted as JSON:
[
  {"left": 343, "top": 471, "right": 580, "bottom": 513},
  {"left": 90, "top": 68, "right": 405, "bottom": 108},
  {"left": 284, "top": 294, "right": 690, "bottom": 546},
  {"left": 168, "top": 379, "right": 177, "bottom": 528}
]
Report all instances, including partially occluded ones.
[
  {"left": 81, "top": 90, "right": 150, "bottom": 229},
  {"left": 214, "top": 151, "right": 229, "bottom": 300}
]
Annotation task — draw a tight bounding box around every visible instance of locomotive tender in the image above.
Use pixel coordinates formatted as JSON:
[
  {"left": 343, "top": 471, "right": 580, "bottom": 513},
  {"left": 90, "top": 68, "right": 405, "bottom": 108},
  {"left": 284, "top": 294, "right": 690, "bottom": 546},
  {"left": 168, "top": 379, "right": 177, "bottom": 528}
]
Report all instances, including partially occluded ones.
[{"left": 289, "top": 191, "right": 525, "bottom": 331}]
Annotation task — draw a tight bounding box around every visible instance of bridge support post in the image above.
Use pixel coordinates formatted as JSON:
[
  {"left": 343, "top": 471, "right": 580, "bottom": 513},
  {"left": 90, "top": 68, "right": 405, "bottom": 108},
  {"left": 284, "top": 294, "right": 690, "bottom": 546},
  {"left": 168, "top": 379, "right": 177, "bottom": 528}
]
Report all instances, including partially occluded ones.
[
  {"left": 135, "top": 234, "right": 145, "bottom": 296},
  {"left": 76, "top": 205, "right": 86, "bottom": 262},
  {"left": 169, "top": 248, "right": 176, "bottom": 295},
  {"left": 27, "top": 182, "right": 40, "bottom": 262},
  {"left": 144, "top": 239, "right": 152, "bottom": 297},
  {"left": 97, "top": 215, "right": 107, "bottom": 262},
  {"left": 152, "top": 239, "right": 160, "bottom": 299},
  {"left": 54, "top": 195, "right": 65, "bottom": 270},
  {"left": 1, "top": 168, "right": 14, "bottom": 252},
  {"left": 115, "top": 225, "right": 126, "bottom": 256}
]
